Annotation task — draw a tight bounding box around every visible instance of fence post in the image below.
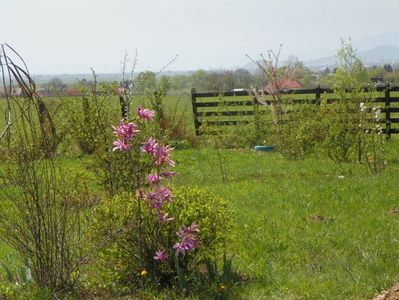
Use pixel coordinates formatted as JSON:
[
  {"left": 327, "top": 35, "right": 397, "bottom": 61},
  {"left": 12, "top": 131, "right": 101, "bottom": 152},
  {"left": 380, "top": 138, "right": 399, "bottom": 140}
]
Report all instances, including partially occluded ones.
[
  {"left": 385, "top": 84, "right": 391, "bottom": 140},
  {"left": 82, "top": 96, "right": 90, "bottom": 125},
  {"left": 252, "top": 89, "right": 261, "bottom": 142},
  {"left": 191, "top": 88, "right": 200, "bottom": 136},
  {"left": 315, "top": 85, "right": 321, "bottom": 105},
  {"left": 119, "top": 95, "right": 127, "bottom": 119}
]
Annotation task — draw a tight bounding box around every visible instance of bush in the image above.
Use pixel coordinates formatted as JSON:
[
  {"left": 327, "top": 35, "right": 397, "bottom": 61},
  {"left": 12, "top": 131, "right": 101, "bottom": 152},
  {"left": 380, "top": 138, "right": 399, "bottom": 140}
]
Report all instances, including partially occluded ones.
[
  {"left": 200, "top": 106, "right": 273, "bottom": 149},
  {"left": 270, "top": 101, "right": 330, "bottom": 160},
  {"left": 146, "top": 89, "right": 195, "bottom": 146},
  {"left": 60, "top": 83, "right": 120, "bottom": 155},
  {"left": 89, "top": 186, "right": 233, "bottom": 294},
  {"left": 0, "top": 100, "right": 96, "bottom": 294}
]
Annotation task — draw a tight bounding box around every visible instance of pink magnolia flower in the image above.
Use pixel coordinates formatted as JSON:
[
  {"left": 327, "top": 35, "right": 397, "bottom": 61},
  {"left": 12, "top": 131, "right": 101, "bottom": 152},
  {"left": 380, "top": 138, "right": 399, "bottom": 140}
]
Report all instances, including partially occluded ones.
[
  {"left": 137, "top": 106, "right": 155, "bottom": 121},
  {"left": 112, "top": 139, "right": 130, "bottom": 152},
  {"left": 154, "top": 249, "right": 168, "bottom": 262},
  {"left": 142, "top": 137, "right": 158, "bottom": 155},
  {"left": 157, "top": 186, "right": 172, "bottom": 202},
  {"left": 154, "top": 144, "right": 175, "bottom": 166},
  {"left": 145, "top": 190, "right": 162, "bottom": 210},
  {"left": 112, "top": 120, "right": 139, "bottom": 151},
  {"left": 147, "top": 173, "right": 161, "bottom": 185},
  {"left": 145, "top": 186, "right": 173, "bottom": 210},
  {"left": 173, "top": 223, "right": 199, "bottom": 255},
  {"left": 112, "top": 120, "right": 139, "bottom": 140}
]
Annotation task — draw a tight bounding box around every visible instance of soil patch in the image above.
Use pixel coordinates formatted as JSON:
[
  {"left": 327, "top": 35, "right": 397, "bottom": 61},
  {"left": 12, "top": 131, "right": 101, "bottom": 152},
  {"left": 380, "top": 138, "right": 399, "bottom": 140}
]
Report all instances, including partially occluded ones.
[
  {"left": 307, "top": 214, "right": 334, "bottom": 223},
  {"left": 387, "top": 208, "right": 399, "bottom": 216},
  {"left": 372, "top": 282, "right": 399, "bottom": 300}
]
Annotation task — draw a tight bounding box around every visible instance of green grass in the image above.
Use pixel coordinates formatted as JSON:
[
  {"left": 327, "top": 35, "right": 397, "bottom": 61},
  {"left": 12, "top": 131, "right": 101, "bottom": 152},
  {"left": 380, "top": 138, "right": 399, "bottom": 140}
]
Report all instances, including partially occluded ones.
[
  {"left": 1, "top": 93, "right": 399, "bottom": 298},
  {"left": 172, "top": 146, "right": 399, "bottom": 299},
  {"left": 2, "top": 89, "right": 398, "bottom": 135},
  {"left": 1, "top": 144, "right": 399, "bottom": 299}
]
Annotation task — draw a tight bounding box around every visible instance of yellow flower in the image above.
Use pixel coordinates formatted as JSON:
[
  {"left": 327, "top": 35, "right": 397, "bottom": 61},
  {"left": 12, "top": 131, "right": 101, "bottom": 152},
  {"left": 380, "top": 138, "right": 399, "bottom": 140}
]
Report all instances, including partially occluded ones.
[
  {"left": 140, "top": 269, "right": 148, "bottom": 277},
  {"left": 220, "top": 284, "right": 226, "bottom": 290}
]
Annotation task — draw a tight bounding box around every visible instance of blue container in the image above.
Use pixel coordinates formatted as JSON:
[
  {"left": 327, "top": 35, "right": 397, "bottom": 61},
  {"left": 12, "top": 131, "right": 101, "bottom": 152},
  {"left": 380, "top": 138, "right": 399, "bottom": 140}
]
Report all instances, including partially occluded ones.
[{"left": 254, "top": 145, "right": 275, "bottom": 152}]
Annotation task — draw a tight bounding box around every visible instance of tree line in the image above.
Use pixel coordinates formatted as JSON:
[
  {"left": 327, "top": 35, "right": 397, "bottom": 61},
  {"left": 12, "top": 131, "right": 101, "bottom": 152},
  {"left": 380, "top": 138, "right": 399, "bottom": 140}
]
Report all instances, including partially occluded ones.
[{"left": 40, "top": 62, "right": 399, "bottom": 95}]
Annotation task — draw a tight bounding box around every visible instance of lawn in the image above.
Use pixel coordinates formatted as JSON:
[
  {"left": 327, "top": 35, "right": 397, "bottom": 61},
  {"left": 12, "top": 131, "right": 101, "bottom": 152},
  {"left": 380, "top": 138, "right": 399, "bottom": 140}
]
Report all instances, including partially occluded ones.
[
  {"left": 1, "top": 145, "right": 399, "bottom": 299},
  {"left": 172, "top": 146, "right": 399, "bottom": 299},
  {"left": 1, "top": 93, "right": 399, "bottom": 299}
]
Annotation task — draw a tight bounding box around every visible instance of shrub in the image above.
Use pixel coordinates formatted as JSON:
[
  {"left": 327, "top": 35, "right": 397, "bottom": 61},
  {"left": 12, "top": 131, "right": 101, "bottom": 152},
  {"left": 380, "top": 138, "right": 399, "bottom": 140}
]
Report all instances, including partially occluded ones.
[
  {"left": 60, "top": 83, "right": 120, "bottom": 155},
  {"left": 0, "top": 69, "right": 96, "bottom": 295},
  {"left": 146, "top": 88, "right": 195, "bottom": 146},
  {"left": 90, "top": 186, "right": 232, "bottom": 294},
  {"left": 321, "top": 40, "right": 386, "bottom": 173},
  {"left": 0, "top": 155, "right": 96, "bottom": 293},
  {"left": 270, "top": 101, "right": 330, "bottom": 159},
  {"left": 92, "top": 112, "right": 163, "bottom": 196},
  {"left": 87, "top": 100, "right": 231, "bottom": 296},
  {"left": 200, "top": 101, "right": 273, "bottom": 149}
]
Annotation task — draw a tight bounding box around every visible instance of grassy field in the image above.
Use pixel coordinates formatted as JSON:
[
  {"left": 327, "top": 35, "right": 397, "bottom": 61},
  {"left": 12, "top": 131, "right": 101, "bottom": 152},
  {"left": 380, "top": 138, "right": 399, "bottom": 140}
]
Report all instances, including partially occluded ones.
[
  {"left": 2, "top": 89, "right": 399, "bottom": 135},
  {"left": 171, "top": 146, "right": 399, "bottom": 299},
  {"left": 1, "top": 93, "right": 399, "bottom": 299},
  {"left": 2, "top": 146, "right": 399, "bottom": 299}
]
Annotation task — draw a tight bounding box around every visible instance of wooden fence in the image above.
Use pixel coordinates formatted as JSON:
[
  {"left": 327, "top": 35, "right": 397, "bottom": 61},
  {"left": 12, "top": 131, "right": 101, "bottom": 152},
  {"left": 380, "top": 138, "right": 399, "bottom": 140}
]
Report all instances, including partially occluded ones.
[{"left": 190, "top": 86, "right": 399, "bottom": 138}]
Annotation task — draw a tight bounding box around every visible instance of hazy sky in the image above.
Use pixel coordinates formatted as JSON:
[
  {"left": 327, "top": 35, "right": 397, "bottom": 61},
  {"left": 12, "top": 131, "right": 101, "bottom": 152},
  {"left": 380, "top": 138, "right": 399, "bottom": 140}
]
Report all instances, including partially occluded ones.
[{"left": 2, "top": 0, "right": 399, "bottom": 74}]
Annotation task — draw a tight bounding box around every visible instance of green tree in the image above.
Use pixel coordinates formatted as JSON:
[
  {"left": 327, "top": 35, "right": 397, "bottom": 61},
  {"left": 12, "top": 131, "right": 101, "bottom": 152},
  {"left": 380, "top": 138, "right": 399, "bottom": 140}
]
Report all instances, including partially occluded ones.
[
  {"left": 234, "top": 68, "right": 253, "bottom": 88},
  {"left": 47, "top": 77, "right": 66, "bottom": 92},
  {"left": 191, "top": 69, "right": 209, "bottom": 91},
  {"left": 135, "top": 71, "right": 156, "bottom": 93},
  {"left": 384, "top": 64, "right": 393, "bottom": 72}
]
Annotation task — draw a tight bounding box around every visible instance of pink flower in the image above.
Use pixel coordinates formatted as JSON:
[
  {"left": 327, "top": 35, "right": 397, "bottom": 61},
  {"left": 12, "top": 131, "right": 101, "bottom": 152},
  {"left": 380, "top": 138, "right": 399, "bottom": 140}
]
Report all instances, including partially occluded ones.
[
  {"left": 145, "top": 190, "right": 162, "bottom": 210},
  {"left": 147, "top": 173, "right": 161, "bottom": 185},
  {"left": 145, "top": 186, "right": 173, "bottom": 210},
  {"left": 137, "top": 106, "right": 155, "bottom": 121},
  {"left": 173, "top": 223, "right": 199, "bottom": 255},
  {"left": 112, "top": 120, "right": 138, "bottom": 140},
  {"left": 112, "top": 120, "right": 139, "bottom": 151},
  {"left": 154, "top": 249, "right": 168, "bottom": 262},
  {"left": 142, "top": 138, "right": 175, "bottom": 166},
  {"left": 142, "top": 137, "right": 158, "bottom": 155},
  {"left": 112, "top": 139, "right": 130, "bottom": 152},
  {"left": 154, "top": 144, "right": 175, "bottom": 166},
  {"left": 157, "top": 186, "right": 172, "bottom": 202}
]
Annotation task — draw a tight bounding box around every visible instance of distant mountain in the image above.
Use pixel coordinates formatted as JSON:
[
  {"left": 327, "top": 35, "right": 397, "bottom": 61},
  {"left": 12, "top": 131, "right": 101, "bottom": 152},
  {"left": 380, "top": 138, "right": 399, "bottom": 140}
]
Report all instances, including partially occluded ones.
[
  {"left": 358, "top": 45, "right": 399, "bottom": 64},
  {"left": 305, "top": 44, "right": 399, "bottom": 68},
  {"left": 354, "top": 32, "right": 399, "bottom": 50}
]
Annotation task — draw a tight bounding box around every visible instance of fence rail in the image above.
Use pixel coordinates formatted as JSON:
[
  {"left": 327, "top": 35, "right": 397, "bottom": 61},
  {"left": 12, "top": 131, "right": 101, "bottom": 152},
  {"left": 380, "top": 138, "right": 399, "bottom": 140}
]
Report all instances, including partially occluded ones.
[{"left": 190, "top": 86, "right": 399, "bottom": 138}]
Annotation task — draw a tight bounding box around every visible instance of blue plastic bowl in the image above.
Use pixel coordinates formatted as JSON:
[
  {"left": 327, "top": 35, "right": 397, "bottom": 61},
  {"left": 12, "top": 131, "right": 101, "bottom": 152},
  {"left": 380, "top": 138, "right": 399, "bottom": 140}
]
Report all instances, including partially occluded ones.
[{"left": 254, "top": 145, "right": 275, "bottom": 152}]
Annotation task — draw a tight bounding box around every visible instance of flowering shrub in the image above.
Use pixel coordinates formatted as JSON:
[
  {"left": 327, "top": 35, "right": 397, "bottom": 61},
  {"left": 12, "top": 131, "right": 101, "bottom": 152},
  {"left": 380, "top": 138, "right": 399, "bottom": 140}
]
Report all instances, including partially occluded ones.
[
  {"left": 90, "top": 186, "right": 232, "bottom": 293},
  {"left": 88, "top": 105, "right": 232, "bottom": 294},
  {"left": 93, "top": 105, "right": 164, "bottom": 195}
]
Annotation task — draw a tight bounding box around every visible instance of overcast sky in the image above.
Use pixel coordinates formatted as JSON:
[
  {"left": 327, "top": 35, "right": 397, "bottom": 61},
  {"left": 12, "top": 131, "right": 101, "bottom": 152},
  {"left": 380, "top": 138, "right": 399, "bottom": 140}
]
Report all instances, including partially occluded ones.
[{"left": 2, "top": 0, "right": 399, "bottom": 74}]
